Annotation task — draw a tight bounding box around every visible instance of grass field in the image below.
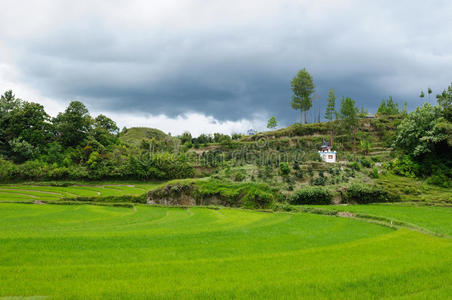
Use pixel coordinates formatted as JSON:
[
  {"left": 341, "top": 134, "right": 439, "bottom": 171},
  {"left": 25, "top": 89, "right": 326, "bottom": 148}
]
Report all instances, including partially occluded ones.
[
  {"left": 1, "top": 203, "right": 452, "bottom": 299},
  {"left": 305, "top": 203, "right": 452, "bottom": 237},
  {"left": 0, "top": 182, "right": 162, "bottom": 203}
]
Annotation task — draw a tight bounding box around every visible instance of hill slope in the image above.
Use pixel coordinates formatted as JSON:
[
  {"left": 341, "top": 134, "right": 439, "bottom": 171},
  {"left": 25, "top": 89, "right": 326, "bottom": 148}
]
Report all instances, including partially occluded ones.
[{"left": 119, "top": 127, "right": 168, "bottom": 145}]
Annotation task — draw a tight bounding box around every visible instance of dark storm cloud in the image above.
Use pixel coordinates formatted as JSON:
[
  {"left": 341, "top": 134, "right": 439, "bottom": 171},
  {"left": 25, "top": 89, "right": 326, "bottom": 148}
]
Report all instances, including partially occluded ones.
[{"left": 1, "top": 0, "right": 452, "bottom": 126}]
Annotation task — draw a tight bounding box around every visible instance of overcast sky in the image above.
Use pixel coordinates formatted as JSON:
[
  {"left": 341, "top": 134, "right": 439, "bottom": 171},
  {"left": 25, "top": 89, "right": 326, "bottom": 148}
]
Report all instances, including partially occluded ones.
[{"left": 1, "top": 0, "right": 451, "bottom": 136}]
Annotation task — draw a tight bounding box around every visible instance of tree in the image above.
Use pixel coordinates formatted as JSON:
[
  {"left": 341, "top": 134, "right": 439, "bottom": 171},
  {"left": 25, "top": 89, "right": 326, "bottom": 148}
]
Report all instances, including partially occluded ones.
[
  {"left": 377, "top": 96, "right": 399, "bottom": 115},
  {"left": 436, "top": 82, "right": 452, "bottom": 121},
  {"left": 339, "top": 97, "right": 359, "bottom": 152},
  {"left": 8, "top": 102, "right": 53, "bottom": 150},
  {"left": 92, "top": 114, "right": 119, "bottom": 147},
  {"left": 0, "top": 91, "right": 54, "bottom": 160},
  {"left": 0, "top": 90, "right": 22, "bottom": 155},
  {"left": 267, "top": 116, "right": 278, "bottom": 129},
  {"left": 0, "top": 90, "right": 21, "bottom": 113},
  {"left": 94, "top": 114, "right": 119, "bottom": 134},
  {"left": 324, "top": 89, "right": 336, "bottom": 122},
  {"left": 393, "top": 103, "right": 448, "bottom": 157},
  {"left": 420, "top": 91, "right": 425, "bottom": 98},
  {"left": 291, "top": 68, "right": 314, "bottom": 124},
  {"left": 358, "top": 105, "right": 368, "bottom": 118},
  {"left": 401, "top": 101, "right": 408, "bottom": 116},
  {"left": 53, "top": 101, "right": 92, "bottom": 147},
  {"left": 428, "top": 87, "right": 432, "bottom": 100},
  {"left": 180, "top": 131, "right": 192, "bottom": 144},
  {"left": 339, "top": 97, "right": 358, "bottom": 131}
]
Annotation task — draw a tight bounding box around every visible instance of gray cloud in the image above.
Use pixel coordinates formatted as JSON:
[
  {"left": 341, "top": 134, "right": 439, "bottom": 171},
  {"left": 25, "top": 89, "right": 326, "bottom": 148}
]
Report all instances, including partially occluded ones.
[{"left": 1, "top": 0, "right": 452, "bottom": 127}]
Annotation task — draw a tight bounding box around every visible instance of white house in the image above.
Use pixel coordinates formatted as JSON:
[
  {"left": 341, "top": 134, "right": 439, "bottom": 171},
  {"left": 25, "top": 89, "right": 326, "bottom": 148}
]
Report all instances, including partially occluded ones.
[{"left": 318, "top": 138, "right": 336, "bottom": 163}]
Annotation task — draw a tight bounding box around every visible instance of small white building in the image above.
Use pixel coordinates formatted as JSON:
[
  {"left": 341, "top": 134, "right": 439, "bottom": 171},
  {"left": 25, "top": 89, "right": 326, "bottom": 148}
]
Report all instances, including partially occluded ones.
[{"left": 318, "top": 138, "right": 337, "bottom": 163}]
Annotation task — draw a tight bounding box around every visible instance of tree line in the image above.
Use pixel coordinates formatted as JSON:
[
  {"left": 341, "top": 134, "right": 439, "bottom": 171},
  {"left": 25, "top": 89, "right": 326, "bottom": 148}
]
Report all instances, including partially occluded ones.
[{"left": 0, "top": 91, "right": 193, "bottom": 181}]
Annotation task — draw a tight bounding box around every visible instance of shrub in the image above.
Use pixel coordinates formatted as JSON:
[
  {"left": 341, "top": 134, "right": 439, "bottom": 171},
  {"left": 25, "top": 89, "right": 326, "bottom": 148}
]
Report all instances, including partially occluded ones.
[
  {"left": 195, "top": 180, "right": 275, "bottom": 209},
  {"left": 232, "top": 170, "right": 246, "bottom": 182},
  {"left": 311, "top": 176, "right": 326, "bottom": 186},
  {"left": 426, "top": 173, "right": 451, "bottom": 188},
  {"left": 290, "top": 187, "right": 332, "bottom": 205},
  {"left": 279, "top": 162, "right": 290, "bottom": 176},
  {"left": 389, "top": 155, "right": 420, "bottom": 178},
  {"left": 344, "top": 183, "right": 400, "bottom": 204},
  {"left": 371, "top": 156, "right": 380, "bottom": 162},
  {"left": 349, "top": 162, "right": 361, "bottom": 171},
  {"left": 295, "top": 170, "right": 304, "bottom": 179},
  {"left": 360, "top": 158, "right": 372, "bottom": 168},
  {"left": 369, "top": 167, "right": 379, "bottom": 178}
]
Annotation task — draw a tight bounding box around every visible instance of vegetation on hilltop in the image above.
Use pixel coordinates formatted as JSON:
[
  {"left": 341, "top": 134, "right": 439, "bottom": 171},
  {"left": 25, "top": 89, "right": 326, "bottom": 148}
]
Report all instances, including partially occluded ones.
[
  {"left": 0, "top": 92, "right": 192, "bottom": 181},
  {"left": 0, "top": 75, "right": 450, "bottom": 203}
]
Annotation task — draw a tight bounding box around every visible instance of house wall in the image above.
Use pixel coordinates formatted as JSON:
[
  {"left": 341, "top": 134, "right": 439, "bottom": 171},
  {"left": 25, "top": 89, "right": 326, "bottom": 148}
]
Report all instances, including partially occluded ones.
[{"left": 318, "top": 151, "right": 336, "bottom": 163}]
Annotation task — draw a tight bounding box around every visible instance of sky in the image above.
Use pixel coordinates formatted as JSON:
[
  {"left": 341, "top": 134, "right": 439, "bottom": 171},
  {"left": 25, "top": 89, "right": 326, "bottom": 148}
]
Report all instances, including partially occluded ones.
[{"left": 0, "top": 0, "right": 451, "bottom": 136}]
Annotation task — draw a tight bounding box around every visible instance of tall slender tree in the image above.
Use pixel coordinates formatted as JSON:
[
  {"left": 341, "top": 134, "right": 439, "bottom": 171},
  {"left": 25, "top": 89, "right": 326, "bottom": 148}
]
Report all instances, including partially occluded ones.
[
  {"left": 339, "top": 97, "right": 359, "bottom": 154},
  {"left": 324, "top": 89, "right": 336, "bottom": 122},
  {"left": 291, "top": 68, "right": 314, "bottom": 124}
]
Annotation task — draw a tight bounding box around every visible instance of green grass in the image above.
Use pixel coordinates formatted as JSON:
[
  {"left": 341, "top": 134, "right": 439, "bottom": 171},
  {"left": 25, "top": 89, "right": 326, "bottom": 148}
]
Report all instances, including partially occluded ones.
[
  {"left": 1, "top": 203, "right": 451, "bottom": 299},
  {"left": 0, "top": 182, "right": 163, "bottom": 203},
  {"left": 376, "top": 173, "right": 452, "bottom": 203},
  {"left": 305, "top": 203, "right": 452, "bottom": 236},
  {"left": 119, "top": 127, "right": 168, "bottom": 145}
]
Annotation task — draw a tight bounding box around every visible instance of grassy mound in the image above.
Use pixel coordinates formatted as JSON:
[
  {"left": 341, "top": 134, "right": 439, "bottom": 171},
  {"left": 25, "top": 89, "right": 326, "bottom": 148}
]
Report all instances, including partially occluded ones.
[
  {"left": 148, "top": 179, "right": 276, "bottom": 208},
  {"left": 119, "top": 127, "right": 168, "bottom": 145}
]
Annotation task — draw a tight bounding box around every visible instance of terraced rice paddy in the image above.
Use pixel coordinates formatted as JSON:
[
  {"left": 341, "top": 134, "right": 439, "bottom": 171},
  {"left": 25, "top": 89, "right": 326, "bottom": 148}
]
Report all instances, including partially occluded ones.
[
  {"left": 307, "top": 203, "right": 452, "bottom": 236},
  {"left": 1, "top": 202, "right": 452, "bottom": 299},
  {"left": 0, "top": 182, "right": 160, "bottom": 203}
]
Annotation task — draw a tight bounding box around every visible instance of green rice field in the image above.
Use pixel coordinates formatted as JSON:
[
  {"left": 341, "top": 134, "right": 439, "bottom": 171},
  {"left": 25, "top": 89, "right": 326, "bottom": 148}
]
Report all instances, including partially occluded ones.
[
  {"left": 1, "top": 201, "right": 452, "bottom": 299},
  {"left": 306, "top": 203, "right": 452, "bottom": 236},
  {"left": 0, "top": 182, "right": 161, "bottom": 203}
]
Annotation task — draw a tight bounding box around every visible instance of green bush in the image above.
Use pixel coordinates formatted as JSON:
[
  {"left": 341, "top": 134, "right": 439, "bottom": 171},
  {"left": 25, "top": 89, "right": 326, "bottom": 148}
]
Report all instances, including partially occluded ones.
[
  {"left": 279, "top": 162, "right": 290, "bottom": 176},
  {"left": 311, "top": 176, "right": 326, "bottom": 186},
  {"left": 290, "top": 186, "right": 332, "bottom": 205},
  {"left": 389, "top": 155, "right": 420, "bottom": 178},
  {"left": 195, "top": 180, "right": 275, "bottom": 209},
  {"left": 369, "top": 167, "right": 379, "bottom": 178},
  {"left": 295, "top": 170, "right": 304, "bottom": 179},
  {"left": 232, "top": 170, "right": 246, "bottom": 182},
  {"left": 360, "top": 158, "right": 372, "bottom": 168},
  {"left": 350, "top": 162, "right": 361, "bottom": 171},
  {"left": 344, "top": 183, "right": 400, "bottom": 204},
  {"left": 426, "top": 174, "right": 451, "bottom": 188}
]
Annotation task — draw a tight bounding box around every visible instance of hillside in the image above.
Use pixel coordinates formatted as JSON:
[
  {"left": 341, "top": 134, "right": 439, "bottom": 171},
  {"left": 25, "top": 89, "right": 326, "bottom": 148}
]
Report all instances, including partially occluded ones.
[
  {"left": 180, "top": 114, "right": 451, "bottom": 204},
  {"left": 119, "top": 127, "right": 169, "bottom": 145}
]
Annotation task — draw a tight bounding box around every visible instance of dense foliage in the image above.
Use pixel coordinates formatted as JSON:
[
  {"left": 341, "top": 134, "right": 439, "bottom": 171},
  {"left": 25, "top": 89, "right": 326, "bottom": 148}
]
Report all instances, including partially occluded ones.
[
  {"left": 391, "top": 84, "right": 452, "bottom": 184},
  {"left": 148, "top": 179, "right": 276, "bottom": 209},
  {"left": 290, "top": 186, "right": 332, "bottom": 205},
  {"left": 344, "top": 183, "right": 400, "bottom": 204},
  {"left": 0, "top": 90, "right": 193, "bottom": 181}
]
